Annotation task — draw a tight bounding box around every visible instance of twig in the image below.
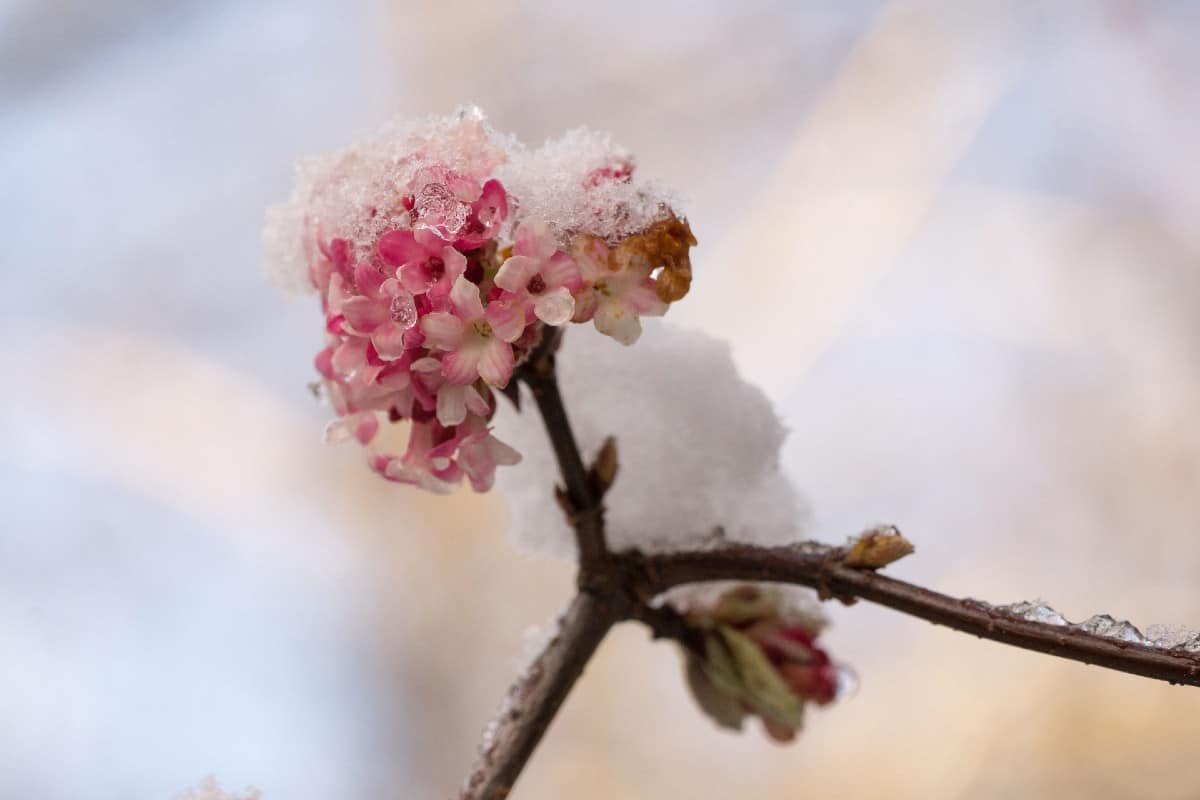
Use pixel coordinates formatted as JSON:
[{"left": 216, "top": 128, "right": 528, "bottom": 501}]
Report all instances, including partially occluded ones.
[
  {"left": 516, "top": 328, "right": 608, "bottom": 572},
  {"left": 460, "top": 591, "right": 622, "bottom": 800},
  {"left": 621, "top": 542, "right": 1200, "bottom": 687}
]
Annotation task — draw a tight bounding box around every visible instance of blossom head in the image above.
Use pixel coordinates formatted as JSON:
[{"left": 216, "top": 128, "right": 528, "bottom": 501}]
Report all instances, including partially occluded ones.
[
  {"left": 264, "top": 108, "right": 696, "bottom": 492},
  {"left": 677, "top": 585, "right": 841, "bottom": 742}
]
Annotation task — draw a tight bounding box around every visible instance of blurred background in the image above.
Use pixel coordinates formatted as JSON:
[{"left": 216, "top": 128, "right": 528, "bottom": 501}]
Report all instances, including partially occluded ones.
[{"left": 3, "top": 0, "right": 1200, "bottom": 797}]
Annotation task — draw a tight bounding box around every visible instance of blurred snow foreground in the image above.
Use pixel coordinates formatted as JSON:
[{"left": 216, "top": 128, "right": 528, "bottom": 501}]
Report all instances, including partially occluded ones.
[{"left": 177, "top": 776, "right": 260, "bottom": 800}]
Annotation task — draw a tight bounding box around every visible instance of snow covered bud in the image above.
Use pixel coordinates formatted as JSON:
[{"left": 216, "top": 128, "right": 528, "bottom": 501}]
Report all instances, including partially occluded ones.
[
  {"left": 678, "top": 585, "right": 841, "bottom": 743},
  {"left": 843, "top": 525, "right": 914, "bottom": 569}
]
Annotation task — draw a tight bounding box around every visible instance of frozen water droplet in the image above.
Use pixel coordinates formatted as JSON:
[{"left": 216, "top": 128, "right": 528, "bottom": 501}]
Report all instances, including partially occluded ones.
[
  {"left": 534, "top": 290, "right": 575, "bottom": 326},
  {"left": 1076, "top": 614, "right": 1148, "bottom": 645},
  {"left": 1144, "top": 624, "right": 1197, "bottom": 650},
  {"left": 997, "top": 600, "right": 1068, "bottom": 626},
  {"left": 389, "top": 291, "right": 417, "bottom": 329},
  {"left": 835, "top": 665, "right": 859, "bottom": 701},
  {"left": 322, "top": 417, "right": 353, "bottom": 445}
]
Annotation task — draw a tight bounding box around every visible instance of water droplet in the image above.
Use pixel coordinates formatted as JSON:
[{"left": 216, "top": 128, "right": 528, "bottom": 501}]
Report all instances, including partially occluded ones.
[
  {"left": 1144, "top": 624, "right": 1197, "bottom": 650},
  {"left": 835, "top": 665, "right": 859, "bottom": 701},
  {"left": 322, "top": 417, "right": 353, "bottom": 445},
  {"left": 389, "top": 291, "right": 417, "bottom": 329},
  {"left": 1077, "top": 614, "right": 1148, "bottom": 645},
  {"left": 996, "top": 600, "right": 1068, "bottom": 626}
]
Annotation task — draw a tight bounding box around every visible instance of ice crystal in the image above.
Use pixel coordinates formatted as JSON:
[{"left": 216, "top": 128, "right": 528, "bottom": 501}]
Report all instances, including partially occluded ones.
[
  {"left": 991, "top": 601, "right": 1200, "bottom": 652},
  {"left": 1076, "top": 613, "right": 1149, "bottom": 645},
  {"left": 497, "top": 127, "right": 676, "bottom": 244},
  {"left": 1144, "top": 624, "right": 1200, "bottom": 651},
  {"left": 994, "top": 600, "right": 1068, "bottom": 626}
]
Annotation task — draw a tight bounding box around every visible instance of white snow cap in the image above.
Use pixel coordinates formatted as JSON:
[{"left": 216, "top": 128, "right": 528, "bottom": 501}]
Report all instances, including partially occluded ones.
[
  {"left": 264, "top": 107, "right": 674, "bottom": 294},
  {"left": 496, "top": 321, "right": 809, "bottom": 558}
]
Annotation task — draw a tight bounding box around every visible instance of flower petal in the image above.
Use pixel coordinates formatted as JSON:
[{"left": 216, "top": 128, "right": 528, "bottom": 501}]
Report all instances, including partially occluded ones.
[
  {"left": 341, "top": 296, "right": 388, "bottom": 333},
  {"left": 475, "top": 338, "right": 514, "bottom": 387},
  {"left": 626, "top": 280, "right": 669, "bottom": 316},
  {"left": 377, "top": 229, "right": 425, "bottom": 266},
  {"left": 594, "top": 301, "right": 643, "bottom": 345},
  {"left": 354, "top": 262, "right": 387, "bottom": 298},
  {"left": 331, "top": 337, "right": 368, "bottom": 374},
  {"left": 493, "top": 255, "right": 538, "bottom": 293},
  {"left": 487, "top": 435, "right": 522, "bottom": 466},
  {"left": 371, "top": 321, "right": 409, "bottom": 361},
  {"left": 540, "top": 252, "right": 582, "bottom": 292},
  {"left": 485, "top": 297, "right": 528, "bottom": 343},
  {"left": 464, "top": 385, "right": 490, "bottom": 417},
  {"left": 477, "top": 178, "right": 508, "bottom": 226},
  {"left": 399, "top": 261, "right": 434, "bottom": 294},
  {"left": 441, "top": 348, "right": 482, "bottom": 385},
  {"left": 436, "top": 384, "right": 468, "bottom": 426},
  {"left": 441, "top": 246, "right": 468, "bottom": 282},
  {"left": 571, "top": 287, "right": 597, "bottom": 322},
  {"left": 513, "top": 218, "right": 556, "bottom": 260},
  {"left": 449, "top": 275, "right": 485, "bottom": 321},
  {"left": 420, "top": 312, "right": 464, "bottom": 351}
]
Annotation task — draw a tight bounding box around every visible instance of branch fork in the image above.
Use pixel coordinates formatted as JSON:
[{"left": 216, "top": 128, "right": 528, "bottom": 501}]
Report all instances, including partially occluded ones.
[{"left": 459, "top": 331, "right": 1200, "bottom": 800}]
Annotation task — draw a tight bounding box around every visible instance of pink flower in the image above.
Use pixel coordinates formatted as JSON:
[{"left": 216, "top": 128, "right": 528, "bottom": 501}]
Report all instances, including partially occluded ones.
[
  {"left": 377, "top": 227, "right": 467, "bottom": 307},
  {"left": 371, "top": 411, "right": 518, "bottom": 494},
  {"left": 571, "top": 235, "right": 666, "bottom": 345},
  {"left": 420, "top": 276, "right": 525, "bottom": 387},
  {"left": 494, "top": 219, "right": 582, "bottom": 326},
  {"left": 409, "top": 356, "right": 491, "bottom": 427},
  {"left": 340, "top": 282, "right": 418, "bottom": 362},
  {"left": 373, "top": 420, "right": 464, "bottom": 494},
  {"left": 322, "top": 411, "right": 380, "bottom": 446},
  {"left": 454, "top": 414, "right": 522, "bottom": 492}
]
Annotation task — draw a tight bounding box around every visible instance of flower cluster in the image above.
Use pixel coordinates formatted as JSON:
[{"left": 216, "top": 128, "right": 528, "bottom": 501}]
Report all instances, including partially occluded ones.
[
  {"left": 266, "top": 109, "right": 695, "bottom": 492},
  {"left": 678, "top": 585, "right": 840, "bottom": 742}
]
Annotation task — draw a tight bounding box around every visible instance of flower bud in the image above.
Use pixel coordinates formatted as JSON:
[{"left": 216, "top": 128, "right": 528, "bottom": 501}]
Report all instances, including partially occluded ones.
[{"left": 677, "top": 585, "right": 841, "bottom": 742}]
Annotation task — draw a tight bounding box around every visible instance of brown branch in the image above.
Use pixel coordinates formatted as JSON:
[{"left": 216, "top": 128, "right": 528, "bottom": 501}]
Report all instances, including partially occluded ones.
[
  {"left": 621, "top": 542, "right": 1200, "bottom": 687},
  {"left": 516, "top": 328, "right": 608, "bottom": 571},
  {"left": 626, "top": 600, "right": 706, "bottom": 656},
  {"left": 460, "top": 591, "right": 622, "bottom": 800}
]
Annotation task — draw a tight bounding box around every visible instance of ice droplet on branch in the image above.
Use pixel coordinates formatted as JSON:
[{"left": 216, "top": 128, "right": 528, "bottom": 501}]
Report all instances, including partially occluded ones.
[{"left": 990, "top": 600, "right": 1200, "bottom": 652}]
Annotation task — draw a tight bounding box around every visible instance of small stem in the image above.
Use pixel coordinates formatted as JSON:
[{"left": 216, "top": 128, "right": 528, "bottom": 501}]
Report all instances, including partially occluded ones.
[
  {"left": 460, "top": 591, "right": 621, "bottom": 800},
  {"left": 625, "top": 543, "right": 1200, "bottom": 688},
  {"left": 517, "top": 329, "right": 608, "bottom": 571},
  {"left": 627, "top": 601, "right": 706, "bottom": 656}
]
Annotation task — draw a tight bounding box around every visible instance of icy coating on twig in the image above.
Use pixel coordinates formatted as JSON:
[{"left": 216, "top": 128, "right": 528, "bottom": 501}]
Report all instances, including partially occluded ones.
[{"left": 989, "top": 600, "right": 1200, "bottom": 652}]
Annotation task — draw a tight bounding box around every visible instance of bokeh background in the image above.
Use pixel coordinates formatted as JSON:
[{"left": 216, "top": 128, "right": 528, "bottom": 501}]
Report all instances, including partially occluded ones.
[{"left": 4, "top": 0, "right": 1200, "bottom": 797}]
